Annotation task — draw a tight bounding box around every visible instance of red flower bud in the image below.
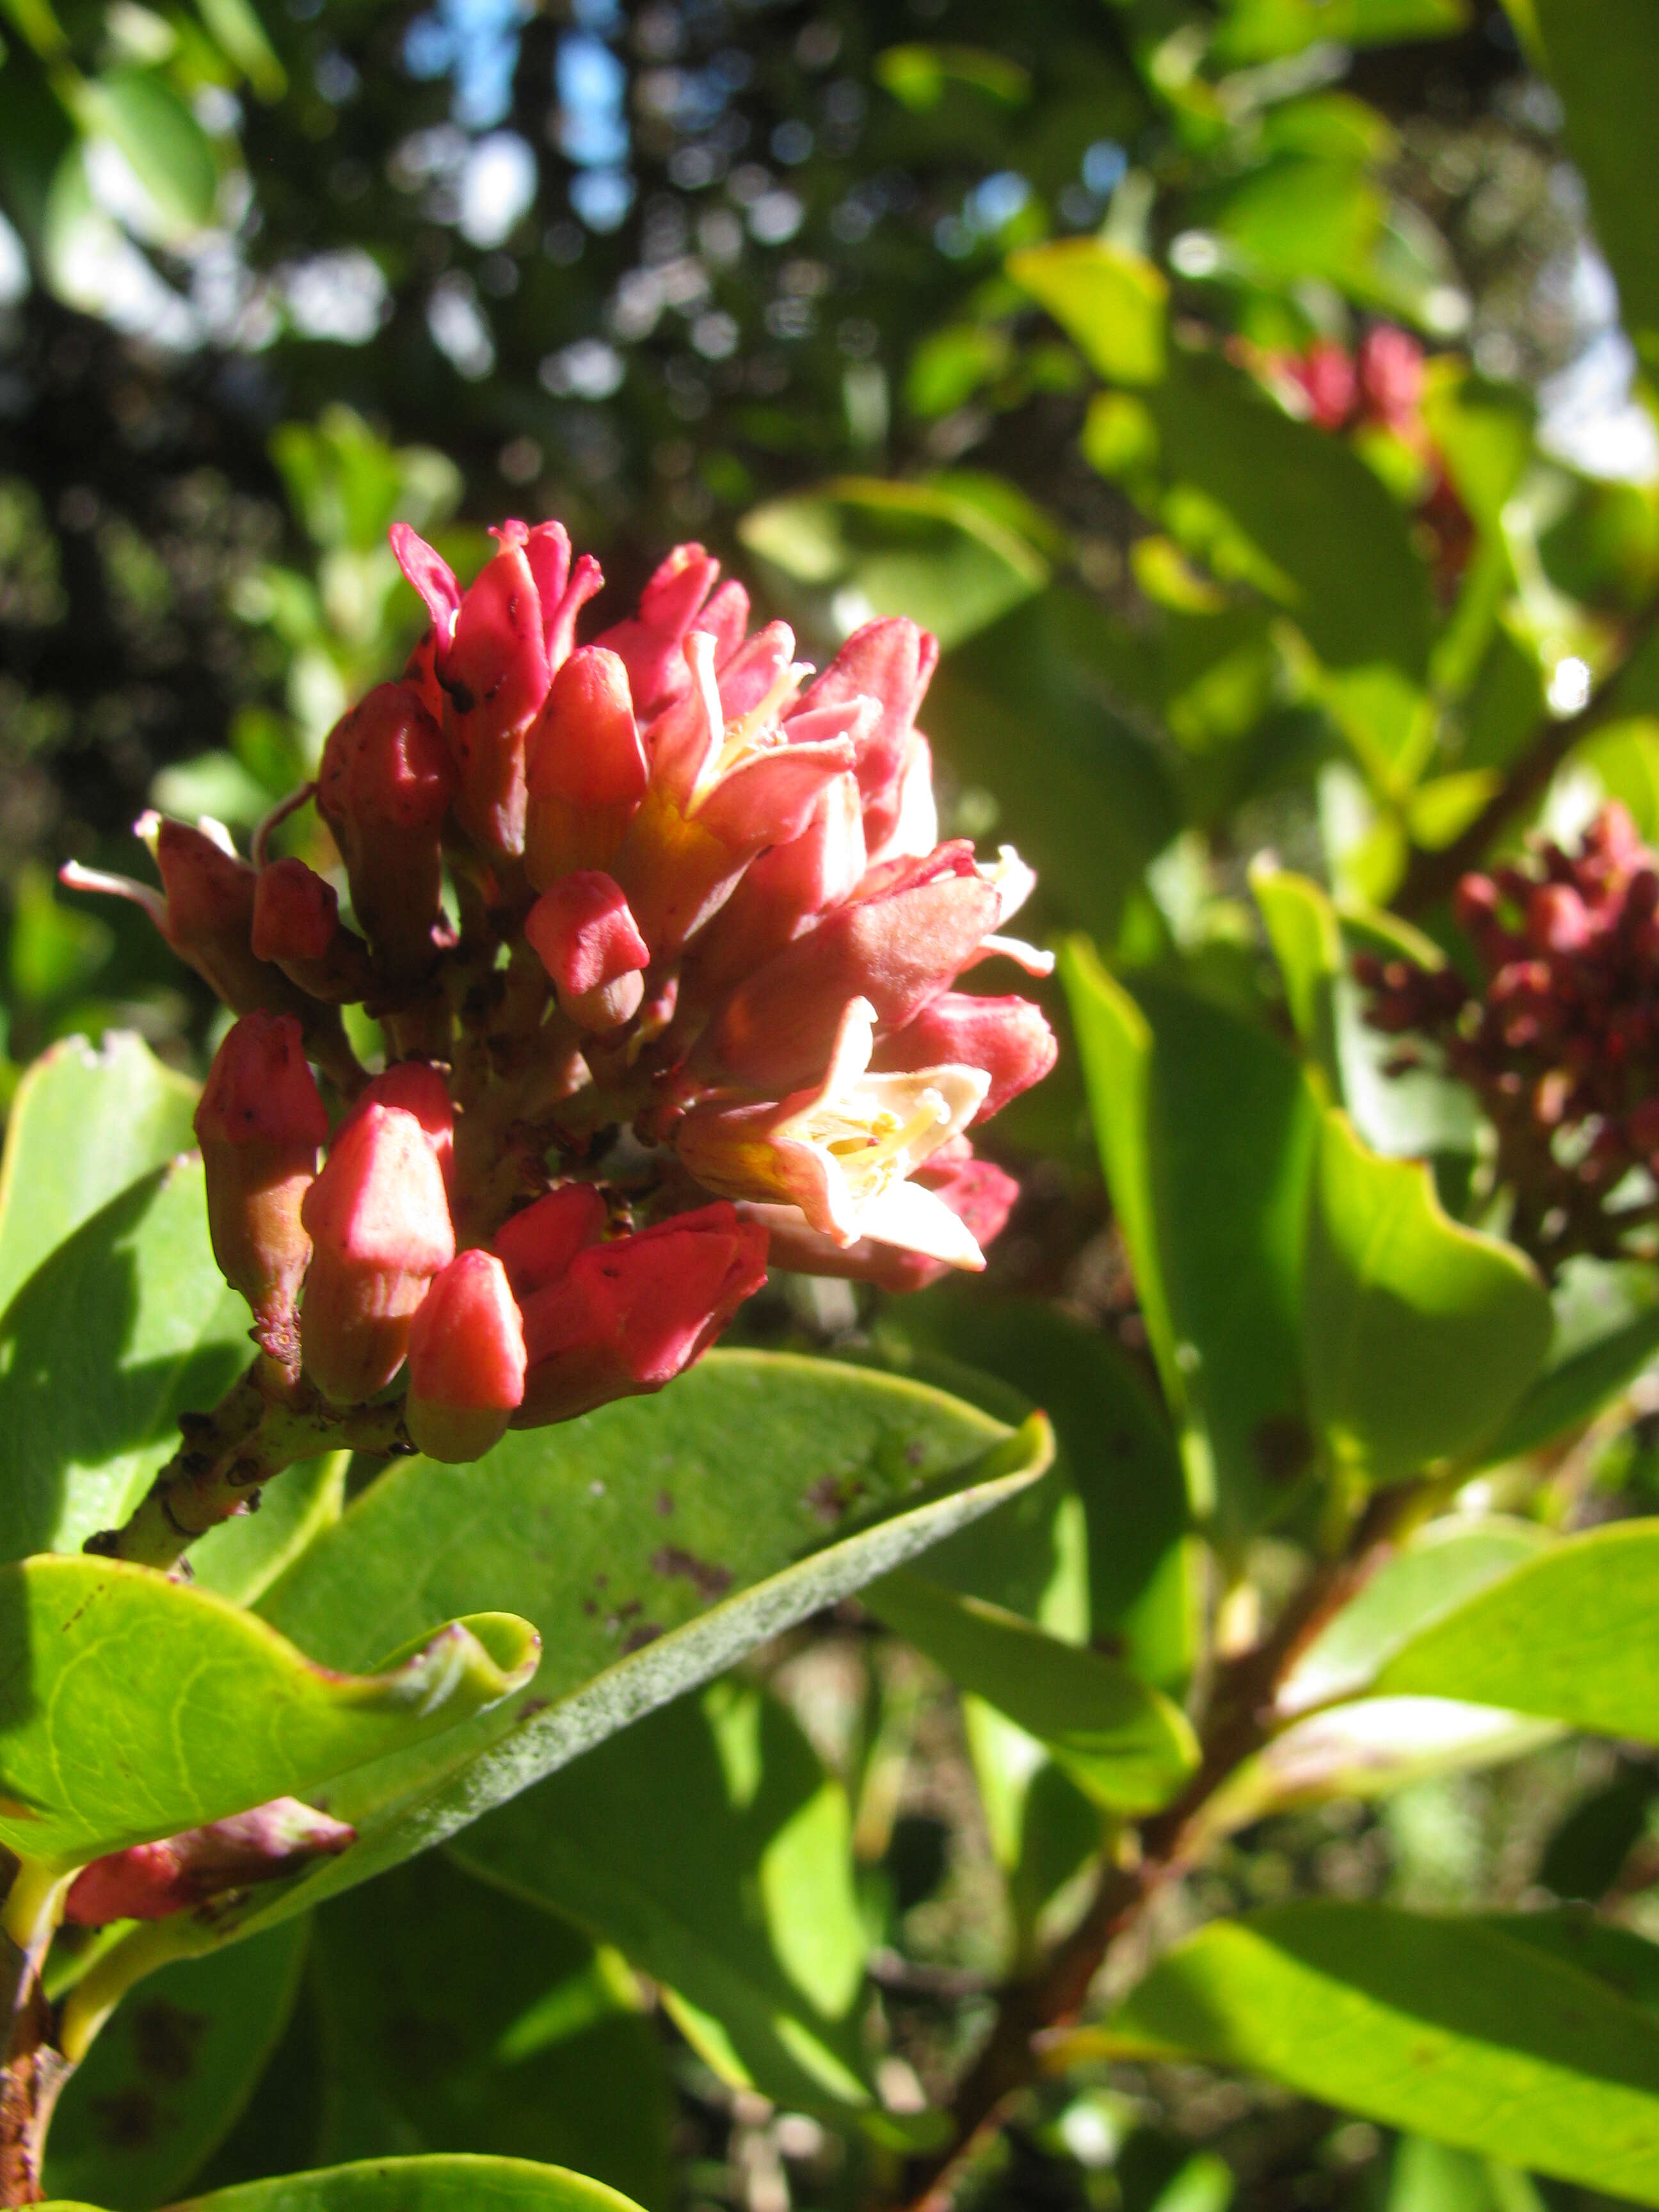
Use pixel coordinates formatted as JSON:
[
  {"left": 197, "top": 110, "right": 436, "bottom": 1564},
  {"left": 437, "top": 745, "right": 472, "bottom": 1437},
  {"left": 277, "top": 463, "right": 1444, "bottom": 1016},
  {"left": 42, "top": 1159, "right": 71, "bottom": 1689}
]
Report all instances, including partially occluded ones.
[
  {"left": 870, "top": 992, "right": 1058, "bottom": 1123},
  {"left": 515, "top": 1204, "right": 767, "bottom": 1426},
  {"left": 440, "top": 536, "right": 549, "bottom": 860},
  {"left": 336, "top": 1061, "right": 456, "bottom": 1194},
  {"left": 252, "top": 858, "right": 375, "bottom": 1003},
  {"left": 525, "top": 872, "right": 650, "bottom": 1032},
  {"left": 300, "top": 1103, "right": 455, "bottom": 1403},
  {"left": 523, "top": 647, "right": 648, "bottom": 887},
  {"left": 195, "top": 1013, "right": 329, "bottom": 1374},
  {"left": 492, "top": 1182, "right": 607, "bottom": 1299},
  {"left": 1528, "top": 883, "right": 1594, "bottom": 956},
  {"left": 787, "top": 618, "right": 938, "bottom": 857},
  {"left": 1357, "top": 325, "right": 1424, "bottom": 433},
  {"left": 65, "top": 1797, "right": 355, "bottom": 1926},
  {"left": 318, "top": 682, "right": 456, "bottom": 980},
  {"left": 1286, "top": 338, "right": 1356, "bottom": 430},
  {"left": 699, "top": 844, "right": 1000, "bottom": 1093},
  {"left": 593, "top": 541, "right": 724, "bottom": 719},
  {"left": 406, "top": 1249, "right": 527, "bottom": 1463}
]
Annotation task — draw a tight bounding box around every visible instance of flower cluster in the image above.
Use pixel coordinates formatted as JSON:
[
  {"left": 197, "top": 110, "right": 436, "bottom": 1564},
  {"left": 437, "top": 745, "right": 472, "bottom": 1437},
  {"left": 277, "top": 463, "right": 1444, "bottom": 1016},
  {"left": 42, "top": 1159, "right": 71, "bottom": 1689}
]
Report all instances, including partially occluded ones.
[
  {"left": 66, "top": 522, "right": 1055, "bottom": 1555},
  {"left": 1359, "top": 803, "right": 1659, "bottom": 1273}
]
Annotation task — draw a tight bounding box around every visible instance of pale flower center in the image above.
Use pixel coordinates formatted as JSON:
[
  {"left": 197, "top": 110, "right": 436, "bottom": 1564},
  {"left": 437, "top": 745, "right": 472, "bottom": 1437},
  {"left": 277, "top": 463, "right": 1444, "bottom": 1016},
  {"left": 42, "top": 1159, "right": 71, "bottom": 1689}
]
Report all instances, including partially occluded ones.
[{"left": 815, "top": 1089, "right": 952, "bottom": 1203}]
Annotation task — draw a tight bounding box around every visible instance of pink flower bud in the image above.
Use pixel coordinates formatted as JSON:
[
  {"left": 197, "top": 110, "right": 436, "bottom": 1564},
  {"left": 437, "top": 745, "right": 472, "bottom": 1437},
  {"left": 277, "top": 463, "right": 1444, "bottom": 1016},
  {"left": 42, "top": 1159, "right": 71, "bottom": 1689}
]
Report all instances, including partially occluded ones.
[
  {"left": 195, "top": 1013, "right": 328, "bottom": 1373},
  {"left": 252, "top": 858, "right": 375, "bottom": 1003},
  {"left": 683, "top": 772, "right": 867, "bottom": 1005},
  {"left": 492, "top": 1182, "right": 607, "bottom": 1299},
  {"left": 525, "top": 872, "right": 650, "bottom": 1032},
  {"left": 300, "top": 1103, "right": 455, "bottom": 1403},
  {"left": 870, "top": 993, "right": 1058, "bottom": 1123},
  {"left": 1286, "top": 338, "right": 1356, "bottom": 430},
  {"left": 594, "top": 541, "right": 724, "bottom": 718},
  {"left": 698, "top": 844, "right": 1000, "bottom": 1093},
  {"left": 318, "top": 682, "right": 456, "bottom": 980},
  {"left": 440, "top": 535, "right": 550, "bottom": 859},
  {"left": 65, "top": 1797, "right": 355, "bottom": 1926},
  {"left": 1528, "top": 883, "right": 1594, "bottom": 956},
  {"left": 1357, "top": 326, "right": 1424, "bottom": 433},
  {"left": 787, "top": 618, "right": 938, "bottom": 856},
  {"left": 523, "top": 647, "right": 648, "bottom": 887},
  {"left": 406, "top": 1249, "right": 527, "bottom": 1463},
  {"left": 515, "top": 1205, "right": 768, "bottom": 1426},
  {"left": 336, "top": 1060, "right": 456, "bottom": 1194}
]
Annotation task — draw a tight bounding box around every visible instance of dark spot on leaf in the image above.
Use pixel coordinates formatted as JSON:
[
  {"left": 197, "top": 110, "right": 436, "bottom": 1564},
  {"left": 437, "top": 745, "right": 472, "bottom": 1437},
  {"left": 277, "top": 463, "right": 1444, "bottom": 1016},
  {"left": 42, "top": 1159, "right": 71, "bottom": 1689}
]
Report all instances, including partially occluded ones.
[
  {"left": 806, "top": 1473, "right": 865, "bottom": 1525},
  {"left": 132, "top": 2000, "right": 208, "bottom": 2084},
  {"left": 517, "top": 1696, "right": 550, "bottom": 1723},
  {"left": 1251, "top": 1413, "right": 1314, "bottom": 1486},
  {"left": 904, "top": 1439, "right": 926, "bottom": 1468},
  {"left": 1109, "top": 1430, "right": 1135, "bottom": 1459},
  {"left": 623, "top": 1623, "right": 662, "bottom": 1653},
  {"left": 582, "top": 1598, "right": 597, "bottom": 1616},
  {"left": 655, "top": 1490, "right": 675, "bottom": 1518},
  {"left": 92, "top": 2088, "right": 158, "bottom": 2149},
  {"left": 651, "top": 1545, "right": 733, "bottom": 1602}
]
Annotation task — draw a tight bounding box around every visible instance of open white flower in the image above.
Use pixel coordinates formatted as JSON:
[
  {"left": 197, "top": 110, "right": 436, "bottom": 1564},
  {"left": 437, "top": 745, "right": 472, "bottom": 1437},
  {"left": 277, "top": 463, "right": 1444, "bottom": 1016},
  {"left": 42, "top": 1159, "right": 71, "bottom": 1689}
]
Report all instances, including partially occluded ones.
[{"left": 676, "top": 996, "right": 991, "bottom": 1267}]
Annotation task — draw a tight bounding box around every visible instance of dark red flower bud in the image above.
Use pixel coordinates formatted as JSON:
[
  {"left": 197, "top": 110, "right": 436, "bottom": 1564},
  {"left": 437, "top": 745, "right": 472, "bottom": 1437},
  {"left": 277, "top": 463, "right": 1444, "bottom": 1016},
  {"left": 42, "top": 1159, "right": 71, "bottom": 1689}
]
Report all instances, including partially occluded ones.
[
  {"left": 525, "top": 872, "right": 650, "bottom": 1032},
  {"left": 492, "top": 1182, "right": 607, "bottom": 1299},
  {"left": 195, "top": 1013, "right": 329, "bottom": 1374},
  {"left": 515, "top": 1204, "right": 767, "bottom": 1426},
  {"left": 523, "top": 648, "right": 648, "bottom": 888},
  {"left": 318, "top": 682, "right": 456, "bottom": 981},
  {"left": 65, "top": 1797, "right": 355, "bottom": 1925},
  {"left": 1528, "top": 883, "right": 1594, "bottom": 956},
  {"left": 406, "top": 1249, "right": 527, "bottom": 1463},
  {"left": 300, "top": 1103, "right": 455, "bottom": 1403},
  {"left": 252, "top": 858, "right": 375, "bottom": 1003}
]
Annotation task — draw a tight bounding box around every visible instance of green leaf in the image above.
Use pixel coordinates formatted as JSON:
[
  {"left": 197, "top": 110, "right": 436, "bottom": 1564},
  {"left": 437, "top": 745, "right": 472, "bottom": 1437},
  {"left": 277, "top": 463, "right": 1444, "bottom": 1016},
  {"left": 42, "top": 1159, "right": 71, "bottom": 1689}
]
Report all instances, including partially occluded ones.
[
  {"left": 1143, "top": 349, "right": 1434, "bottom": 679},
  {"left": 1062, "top": 939, "right": 1320, "bottom": 1541},
  {"left": 0, "top": 1554, "right": 538, "bottom": 1866},
  {"left": 0, "top": 1032, "right": 198, "bottom": 1321},
  {"left": 1377, "top": 1522, "right": 1659, "bottom": 1744},
  {"left": 1007, "top": 239, "right": 1167, "bottom": 386},
  {"left": 454, "top": 1679, "right": 869, "bottom": 2113},
  {"left": 190, "top": 1453, "right": 347, "bottom": 1609},
  {"left": 739, "top": 477, "right": 1048, "bottom": 650},
  {"left": 1477, "top": 1256, "right": 1659, "bottom": 1465},
  {"left": 1301, "top": 1110, "right": 1553, "bottom": 1485},
  {"left": 1516, "top": 1, "right": 1659, "bottom": 364},
  {"left": 1250, "top": 862, "right": 1342, "bottom": 1093},
  {"left": 1215, "top": 0, "right": 1467, "bottom": 66},
  {"left": 0, "top": 1159, "right": 250, "bottom": 1563},
  {"left": 79, "top": 70, "right": 217, "bottom": 234},
  {"left": 168, "top": 2154, "right": 651, "bottom": 2212},
  {"left": 1099, "top": 1902, "right": 1659, "bottom": 2202},
  {"left": 191, "top": 0, "right": 284, "bottom": 98},
  {"left": 308, "top": 1852, "right": 669, "bottom": 2208},
  {"left": 874, "top": 44, "right": 1030, "bottom": 112},
  {"left": 45, "top": 1919, "right": 310, "bottom": 2211},
  {"left": 193, "top": 1359, "right": 1046, "bottom": 1941},
  {"left": 865, "top": 1571, "right": 1198, "bottom": 1813}
]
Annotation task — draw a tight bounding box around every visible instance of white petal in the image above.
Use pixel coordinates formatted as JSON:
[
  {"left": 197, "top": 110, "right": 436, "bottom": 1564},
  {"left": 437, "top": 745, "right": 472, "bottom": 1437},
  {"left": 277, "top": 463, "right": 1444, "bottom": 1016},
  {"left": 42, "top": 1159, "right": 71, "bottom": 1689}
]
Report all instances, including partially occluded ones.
[
  {"left": 973, "top": 933, "right": 1056, "bottom": 978},
  {"left": 982, "top": 844, "right": 1036, "bottom": 923},
  {"left": 857, "top": 1178, "right": 985, "bottom": 1269}
]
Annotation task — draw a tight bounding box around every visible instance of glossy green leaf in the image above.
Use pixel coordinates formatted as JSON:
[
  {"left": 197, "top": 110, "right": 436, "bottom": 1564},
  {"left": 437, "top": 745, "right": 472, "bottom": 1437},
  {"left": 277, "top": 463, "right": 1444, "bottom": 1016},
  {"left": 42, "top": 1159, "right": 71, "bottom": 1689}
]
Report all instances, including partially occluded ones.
[
  {"left": 191, "top": 0, "right": 285, "bottom": 97},
  {"left": 1144, "top": 349, "right": 1434, "bottom": 678},
  {"left": 865, "top": 1572, "right": 1198, "bottom": 1813},
  {"left": 0, "top": 1158, "right": 249, "bottom": 1563},
  {"left": 1477, "top": 1257, "right": 1659, "bottom": 1465},
  {"left": 0, "top": 1031, "right": 198, "bottom": 1321},
  {"left": 190, "top": 1454, "right": 348, "bottom": 1610},
  {"left": 0, "top": 1554, "right": 538, "bottom": 1865},
  {"left": 1280, "top": 1516, "right": 1550, "bottom": 1713},
  {"left": 1062, "top": 939, "right": 1320, "bottom": 1540},
  {"left": 739, "top": 476, "right": 1048, "bottom": 649},
  {"left": 1099, "top": 1902, "right": 1659, "bottom": 2201},
  {"left": 1385, "top": 2136, "right": 1541, "bottom": 2212},
  {"left": 1377, "top": 1522, "right": 1659, "bottom": 1744},
  {"left": 309, "top": 1853, "right": 669, "bottom": 2208},
  {"left": 1250, "top": 862, "right": 1342, "bottom": 1093},
  {"left": 1302, "top": 1110, "right": 1551, "bottom": 1486},
  {"left": 1215, "top": 0, "right": 1467, "bottom": 67},
  {"left": 79, "top": 70, "right": 217, "bottom": 234},
  {"left": 454, "top": 1679, "right": 869, "bottom": 2112},
  {"left": 166, "top": 2154, "right": 650, "bottom": 2212},
  {"left": 1008, "top": 239, "right": 1167, "bottom": 385},
  {"left": 45, "top": 1919, "right": 310, "bottom": 2211},
  {"left": 1517, "top": 0, "right": 1659, "bottom": 362},
  {"left": 160, "top": 1359, "right": 1047, "bottom": 1948}
]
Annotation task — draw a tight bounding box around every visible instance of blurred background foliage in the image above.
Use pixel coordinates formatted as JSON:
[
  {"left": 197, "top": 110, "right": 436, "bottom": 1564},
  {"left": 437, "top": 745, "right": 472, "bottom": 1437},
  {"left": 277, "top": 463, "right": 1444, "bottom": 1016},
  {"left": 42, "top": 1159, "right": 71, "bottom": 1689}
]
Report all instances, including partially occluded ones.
[{"left": 9, "top": 0, "right": 1659, "bottom": 2208}]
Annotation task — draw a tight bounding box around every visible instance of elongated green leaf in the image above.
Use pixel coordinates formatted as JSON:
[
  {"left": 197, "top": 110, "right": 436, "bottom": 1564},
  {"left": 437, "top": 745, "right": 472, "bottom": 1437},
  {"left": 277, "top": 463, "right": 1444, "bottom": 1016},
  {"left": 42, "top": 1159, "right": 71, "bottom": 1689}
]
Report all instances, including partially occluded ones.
[
  {"left": 1377, "top": 1523, "right": 1659, "bottom": 1743},
  {"left": 79, "top": 70, "right": 217, "bottom": 233},
  {"left": 0, "top": 1555, "right": 538, "bottom": 1865},
  {"left": 169, "top": 2154, "right": 649, "bottom": 2212},
  {"left": 1302, "top": 1111, "right": 1552, "bottom": 1485},
  {"left": 1008, "top": 239, "right": 1167, "bottom": 385},
  {"left": 1478, "top": 1257, "right": 1659, "bottom": 1465},
  {"left": 1098, "top": 1902, "right": 1659, "bottom": 2202},
  {"left": 1062, "top": 939, "right": 1320, "bottom": 1539},
  {"left": 162, "top": 1360, "right": 1046, "bottom": 1946},
  {"left": 0, "top": 1032, "right": 197, "bottom": 1320},
  {"left": 309, "top": 1854, "right": 669, "bottom": 2208},
  {"left": 739, "top": 477, "right": 1048, "bottom": 649},
  {"left": 0, "top": 1158, "right": 250, "bottom": 1563},
  {"left": 45, "top": 1919, "right": 309, "bottom": 2211},
  {"left": 865, "top": 1572, "right": 1198, "bottom": 1813},
  {"left": 1280, "top": 1516, "right": 1549, "bottom": 1712},
  {"left": 1517, "top": 1, "right": 1659, "bottom": 363},
  {"left": 1250, "top": 863, "right": 1342, "bottom": 1094},
  {"left": 454, "top": 1679, "right": 869, "bottom": 2113}
]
